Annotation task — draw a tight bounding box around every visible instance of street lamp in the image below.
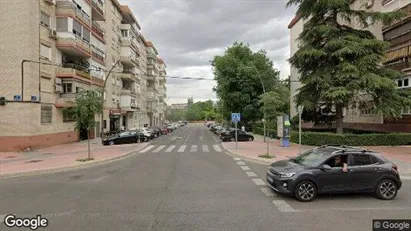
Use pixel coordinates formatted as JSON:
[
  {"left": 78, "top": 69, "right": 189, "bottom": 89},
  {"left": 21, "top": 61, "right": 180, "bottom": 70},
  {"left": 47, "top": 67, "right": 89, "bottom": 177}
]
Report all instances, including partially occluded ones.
[{"left": 298, "top": 105, "right": 304, "bottom": 154}]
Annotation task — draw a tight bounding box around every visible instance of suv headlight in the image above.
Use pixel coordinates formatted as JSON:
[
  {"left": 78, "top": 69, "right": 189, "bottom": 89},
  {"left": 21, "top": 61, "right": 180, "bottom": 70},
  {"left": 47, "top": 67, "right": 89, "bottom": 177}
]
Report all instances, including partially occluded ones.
[{"left": 279, "top": 172, "right": 295, "bottom": 178}]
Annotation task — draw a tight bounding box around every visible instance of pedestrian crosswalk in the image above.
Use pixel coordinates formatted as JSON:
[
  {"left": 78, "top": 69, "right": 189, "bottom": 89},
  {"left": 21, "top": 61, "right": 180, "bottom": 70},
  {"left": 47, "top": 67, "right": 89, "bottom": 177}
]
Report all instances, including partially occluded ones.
[{"left": 139, "top": 144, "right": 223, "bottom": 153}]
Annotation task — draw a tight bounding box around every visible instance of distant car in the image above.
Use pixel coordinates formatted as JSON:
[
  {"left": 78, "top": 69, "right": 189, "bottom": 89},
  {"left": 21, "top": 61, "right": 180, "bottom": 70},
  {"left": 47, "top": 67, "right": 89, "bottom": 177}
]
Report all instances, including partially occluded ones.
[
  {"left": 103, "top": 130, "right": 147, "bottom": 145},
  {"left": 220, "top": 129, "right": 254, "bottom": 142},
  {"left": 266, "top": 145, "right": 402, "bottom": 202},
  {"left": 161, "top": 126, "right": 169, "bottom": 135},
  {"left": 148, "top": 126, "right": 161, "bottom": 138}
]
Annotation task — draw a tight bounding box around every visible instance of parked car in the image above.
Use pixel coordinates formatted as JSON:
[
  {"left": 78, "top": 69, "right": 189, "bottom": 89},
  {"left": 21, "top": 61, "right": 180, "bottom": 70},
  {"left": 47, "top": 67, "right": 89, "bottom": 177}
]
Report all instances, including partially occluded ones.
[
  {"left": 161, "top": 126, "right": 169, "bottom": 135},
  {"left": 266, "top": 145, "right": 402, "bottom": 202},
  {"left": 129, "top": 127, "right": 152, "bottom": 139},
  {"left": 148, "top": 126, "right": 161, "bottom": 138},
  {"left": 220, "top": 129, "right": 254, "bottom": 142},
  {"left": 103, "top": 130, "right": 147, "bottom": 145},
  {"left": 210, "top": 125, "right": 222, "bottom": 133},
  {"left": 166, "top": 124, "right": 174, "bottom": 132}
]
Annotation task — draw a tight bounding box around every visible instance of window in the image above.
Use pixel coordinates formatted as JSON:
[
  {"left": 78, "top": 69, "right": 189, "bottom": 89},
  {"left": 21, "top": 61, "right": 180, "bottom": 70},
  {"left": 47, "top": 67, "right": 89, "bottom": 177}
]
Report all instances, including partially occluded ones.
[
  {"left": 292, "top": 149, "right": 336, "bottom": 167},
  {"left": 40, "top": 44, "right": 51, "bottom": 60},
  {"left": 83, "top": 28, "right": 90, "bottom": 43},
  {"left": 76, "top": 87, "right": 83, "bottom": 93},
  {"left": 351, "top": 154, "right": 372, "bottom": 166},
  {"left": 402, "top": 107, "right": 411, "bottom": 115},
  {"left": 63, "top": 83, "right": 72, "bottom": 93},
  {"left": 73, "top": 20, "right": 82, "bottom": 37},
  {"left": 112, "top": 97, "right": 116, "bottom": 103},
  {"left": 40, "top": 12, "right": 50, "bottom": 28},
  {"left": 63, "top": 111, "right": 76, "bottom": 122},
  {"left": 41, "top": 105, "right": 52, "bottom": 124},
  {"left": 121, "top": 29, "right": 128, "bottom": 37},
  {"left": 404, "top": 78, "right": 409, "bottom": 87},
  {"left": 56, "top": 17, "right": 68, "bottom": 32},
  {"left": 398, "top": 79, "right": 403, "bottom": 87}
]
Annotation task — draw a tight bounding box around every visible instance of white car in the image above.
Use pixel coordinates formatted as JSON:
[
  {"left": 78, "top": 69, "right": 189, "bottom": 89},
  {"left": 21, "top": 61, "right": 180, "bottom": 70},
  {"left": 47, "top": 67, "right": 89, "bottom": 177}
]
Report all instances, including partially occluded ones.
[{"left": 130, "top": 127, "right": 151, "bottom": 138}]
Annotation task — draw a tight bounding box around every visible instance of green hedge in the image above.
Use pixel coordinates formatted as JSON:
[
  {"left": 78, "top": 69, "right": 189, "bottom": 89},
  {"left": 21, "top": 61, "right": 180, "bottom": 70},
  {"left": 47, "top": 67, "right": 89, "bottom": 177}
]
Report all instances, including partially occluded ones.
[
  {"left": 290, "top": 131, "right": 411, "bottom": 146},
  {"left": 252, "top": 126, "right": 277, "bottom": 138}
]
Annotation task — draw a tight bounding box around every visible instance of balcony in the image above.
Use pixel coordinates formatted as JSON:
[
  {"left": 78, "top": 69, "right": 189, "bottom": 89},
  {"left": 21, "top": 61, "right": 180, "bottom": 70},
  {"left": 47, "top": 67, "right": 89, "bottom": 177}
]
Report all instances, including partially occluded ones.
[
  {"left": 147, "top": 52, "right": 156, "bottom": 60},
  {"left": 92, "top": 21, "right": 105, "bottom": 41},
  {"left": 91, "top": 45, "right": 105, "bottom": 64},
  {"left": 120, "top": 54, "right": 139, "bottom": 67},
  {"left": 383, "top": 3, "right": 411, "bottom": 32},
  {"left": 91, "top": 0, "right": 105, "bottom": 21},
  {"left": 147, "top": 63, "right": 158, "bottom": 71},
  {"left": 56, "top": 1, "right": 91, "bottom": 26},
  {"left": 120, "top": 95, "right": 138, "bottom": 112},
  {"left": 57, "top": 35, "right": 91, "bottom": 57},
  {"left": 56, "top": 66, "right": 91, "bottom": 82}
]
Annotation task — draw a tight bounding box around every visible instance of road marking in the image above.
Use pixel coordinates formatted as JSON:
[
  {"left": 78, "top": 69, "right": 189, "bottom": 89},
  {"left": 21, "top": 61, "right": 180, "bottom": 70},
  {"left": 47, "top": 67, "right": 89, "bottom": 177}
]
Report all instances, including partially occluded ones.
[
  {"left": 199, "top": 136, "right": 203, "bottom": 141},
  {"left": 202, "top": 145, "right": 209, "bottom": 152},
  {"left": 153, "top": 145, "right": 166, "bottom": 153},
  {"left": 165, "top": 145, "right": 176, "bottom": 152},
  {"left": 0, "top": 214, "right": 5, "bottom": 223},
  {"left": 272, "top": 200, "right": 298, "bottom": 212},
  {"left": 252, "top": 178, "right": 266, "bottom": 186},
  {"left": 246, "top": 171, "right": 257, "bottom": 177},
  {"left": 140, "top": 145, "right": 155, "bottom": 153},
  {"left": 240, "top": 166, "right": 251, "bottom": 171},
  {"left": 190, "top": 145, "right": 197, "bottom": 152},
  {"left": 183, "top": 131, "right": 192, "bottom": 144},
  {"left": 261, "top": 188, "right": 276, "bottom": 197},
  {"left": 401, "top": 176, "right": 411, "bottom": 180},
  {"left": 236, "top": 161, "right": 246, "bottom": 166},
  {"left": 178, "top": 145, "right": 186, "bottom": 152},
  {"left": 94, "top": 174, "right": 110, "bottom": 182},
  {"left": 233, "top": 157, "right": 241, "bottom": 161},
  {"left": 297, "top": 206, "right": 411, "bottom": 212},
  {"left": 213, "top": 145, "right": 222, "bottom": 152}
]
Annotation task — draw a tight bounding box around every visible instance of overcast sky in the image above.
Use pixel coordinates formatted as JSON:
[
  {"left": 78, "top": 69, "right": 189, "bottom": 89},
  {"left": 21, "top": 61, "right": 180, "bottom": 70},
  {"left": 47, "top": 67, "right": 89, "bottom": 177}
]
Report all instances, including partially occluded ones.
[{"left": 122, "top": 0, "right": 296, "bottom": 104}]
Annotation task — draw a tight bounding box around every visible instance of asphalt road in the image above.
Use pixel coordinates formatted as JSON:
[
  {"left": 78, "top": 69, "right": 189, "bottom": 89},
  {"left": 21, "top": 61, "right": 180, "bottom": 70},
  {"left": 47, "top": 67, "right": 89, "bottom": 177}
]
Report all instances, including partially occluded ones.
[{"left": 0, "top": 124, "right": 410, "bottom": 231}]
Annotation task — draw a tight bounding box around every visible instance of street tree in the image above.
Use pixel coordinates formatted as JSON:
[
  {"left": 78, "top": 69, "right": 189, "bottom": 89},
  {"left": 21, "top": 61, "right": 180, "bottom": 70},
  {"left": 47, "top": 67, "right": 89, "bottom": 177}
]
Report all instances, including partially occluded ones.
[
  {"left": 260, "top": 82, "right": 290, "bottom": 127},
  {"left": 287, "top": 0, "right": 411, "bottom": 133},
  {"left": 63, "top": 89, "right": 103, "bottom": 160},
  {"left": 212, "top": 42, "right": 280, "bottom": 125}
]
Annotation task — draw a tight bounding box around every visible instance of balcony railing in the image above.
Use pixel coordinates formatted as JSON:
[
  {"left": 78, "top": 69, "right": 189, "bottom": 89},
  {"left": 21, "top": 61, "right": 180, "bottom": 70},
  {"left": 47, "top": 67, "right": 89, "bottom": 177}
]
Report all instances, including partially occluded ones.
[
  {"left": 92, "top": 21, "right": 105, "bottom": 39},
  {"left": 75, "top": 35, "right": 91, "bottom": 50},
  {"left": 92, "top": 0, "right": 104, "bottom": 16},
  {"left": 91, "top": 46, "right": 105, "bottom": 63},
  {"left": 56, "top": 1, "right": 91, "bottom": 24},
  {"left": 57, "top": 66, "right": 91, "bottom": 79}
]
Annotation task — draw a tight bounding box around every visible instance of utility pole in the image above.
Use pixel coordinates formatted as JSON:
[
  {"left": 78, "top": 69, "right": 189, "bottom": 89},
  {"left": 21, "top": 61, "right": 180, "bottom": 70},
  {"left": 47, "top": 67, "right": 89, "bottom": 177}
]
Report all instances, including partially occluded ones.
[{"left": 100, "top": 60, "right": 121, "bottom": 144}]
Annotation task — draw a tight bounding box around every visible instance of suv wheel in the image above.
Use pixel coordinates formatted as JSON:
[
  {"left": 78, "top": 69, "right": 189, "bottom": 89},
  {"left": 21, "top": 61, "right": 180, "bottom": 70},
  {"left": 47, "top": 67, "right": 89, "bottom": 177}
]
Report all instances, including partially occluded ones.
[
  {"left": 295, "top": 181, "right": 317, "bottom": 202},
  {"left": 375, "top": 179, "right": 398, "bottom": 200}
]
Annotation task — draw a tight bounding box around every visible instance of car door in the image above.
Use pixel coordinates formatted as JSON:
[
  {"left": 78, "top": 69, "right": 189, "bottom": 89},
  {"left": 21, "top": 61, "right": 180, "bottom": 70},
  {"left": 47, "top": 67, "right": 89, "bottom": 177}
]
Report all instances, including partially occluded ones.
[
  {"left": 316, "top": 154, "right": 353, "bottom": 193},
  {"left": 238, "top": 131, "right": 248, "bottom": 141},
  {"left": 347, "top": 153, "right": 383, "bottom": 191},
  {"left": 117, "top": 132, "right": 131, "bottom": 144}
]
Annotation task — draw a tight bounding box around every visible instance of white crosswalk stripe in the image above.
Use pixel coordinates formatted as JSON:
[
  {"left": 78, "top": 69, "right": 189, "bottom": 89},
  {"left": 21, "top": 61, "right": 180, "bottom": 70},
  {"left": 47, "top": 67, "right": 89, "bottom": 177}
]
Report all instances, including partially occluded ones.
[
  {"left": 153, "top": 145, "right": 166, "bottom": 153},
  {"left": 190, "top": 145, "right": 197, "bottom": 152},
  {"left": 165, "top": 145, "right": 176, "bottom": 152},
  {"left": 178, "top": 145, "right": 187, "bottom": 152},
  {"left": 140, "top": 145, "right": 155, "bottom": 153},
  {"left": 202, "top": 145, "right": 209, "bottom": 152},
  {"left": 213, "top": 145, "right": 222, "bottom": 152}
]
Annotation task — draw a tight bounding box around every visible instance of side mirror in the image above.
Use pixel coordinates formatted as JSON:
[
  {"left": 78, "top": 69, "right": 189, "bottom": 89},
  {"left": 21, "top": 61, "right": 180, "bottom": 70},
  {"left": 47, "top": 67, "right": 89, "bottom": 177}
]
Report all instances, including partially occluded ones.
[{"left": 322, "top": 164, "right": 332, "bottom": 170}]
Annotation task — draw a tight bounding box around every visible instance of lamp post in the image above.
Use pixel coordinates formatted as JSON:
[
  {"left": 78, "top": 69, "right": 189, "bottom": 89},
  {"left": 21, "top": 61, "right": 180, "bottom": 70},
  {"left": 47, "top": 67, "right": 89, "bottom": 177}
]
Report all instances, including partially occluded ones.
[
  {"left": 298, "top": 105, "right": 304, "bottom": 154},
  {"left": 100, "top": 60, "right": 121, "bottom": 144}
]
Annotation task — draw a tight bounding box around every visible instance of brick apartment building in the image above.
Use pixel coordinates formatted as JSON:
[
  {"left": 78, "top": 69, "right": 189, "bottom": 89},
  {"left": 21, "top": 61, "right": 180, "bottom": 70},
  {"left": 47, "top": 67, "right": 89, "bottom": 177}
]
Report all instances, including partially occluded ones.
[{"left": 0, "top": 0, "right": 167, "bottom": 151}]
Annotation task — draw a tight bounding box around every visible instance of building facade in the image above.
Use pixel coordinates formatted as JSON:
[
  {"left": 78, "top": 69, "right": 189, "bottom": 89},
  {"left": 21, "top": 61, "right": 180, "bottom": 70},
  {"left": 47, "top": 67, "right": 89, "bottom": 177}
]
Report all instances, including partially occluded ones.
[
  {"left": 0, "top": 0, "right": 167, "bottom": 151},
  {"left": 288, "top": 0, "right": 411, "bottom": 132}
]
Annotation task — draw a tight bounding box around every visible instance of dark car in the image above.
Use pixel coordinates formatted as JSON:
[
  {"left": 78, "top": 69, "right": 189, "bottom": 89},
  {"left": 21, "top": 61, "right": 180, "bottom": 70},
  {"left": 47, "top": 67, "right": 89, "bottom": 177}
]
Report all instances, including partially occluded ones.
[
  {"left": 149, "top": 126, "right": 161, "bottom": 138},
  {"left": 266, "top": 145, "right": 402, "bottom": 202},
  {"left": 103, "top": 130, "right": 147, "bottom": 145},
  {"left": 220, "top": 129, "right": 254, "bottom": 142}
]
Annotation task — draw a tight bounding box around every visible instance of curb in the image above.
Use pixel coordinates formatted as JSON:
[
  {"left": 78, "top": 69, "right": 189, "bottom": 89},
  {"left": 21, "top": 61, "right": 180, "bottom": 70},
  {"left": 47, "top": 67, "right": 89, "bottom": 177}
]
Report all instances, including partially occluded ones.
[
  {"left": 221, "top": 145, "right": 273, "bottom": 165},
  {"left": 0, "top": 143, "right": 150, "bottom": 180}
]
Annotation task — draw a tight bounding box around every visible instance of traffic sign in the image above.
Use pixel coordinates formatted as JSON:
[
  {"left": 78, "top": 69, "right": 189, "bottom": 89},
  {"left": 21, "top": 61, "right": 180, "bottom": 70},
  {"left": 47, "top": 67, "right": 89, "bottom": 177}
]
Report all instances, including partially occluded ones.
[{"left": 231, "top": 113, "right": 241, "bottom": 123}]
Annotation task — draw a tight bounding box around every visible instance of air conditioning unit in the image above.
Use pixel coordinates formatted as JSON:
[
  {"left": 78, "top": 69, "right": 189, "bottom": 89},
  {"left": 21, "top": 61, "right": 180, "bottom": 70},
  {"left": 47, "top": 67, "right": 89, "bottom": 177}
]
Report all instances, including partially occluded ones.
[
  {"left": 48, "top": 28, "right": 57, "bottom": 39},
  {"left": 54, "top": 84, "right": 63, "bottom": 93},
  {"left": 31, "top": 96, "right": 39, "bottom": 102},
  {"left": 54, "top": 78, "right": 62, "bottom": 85}
]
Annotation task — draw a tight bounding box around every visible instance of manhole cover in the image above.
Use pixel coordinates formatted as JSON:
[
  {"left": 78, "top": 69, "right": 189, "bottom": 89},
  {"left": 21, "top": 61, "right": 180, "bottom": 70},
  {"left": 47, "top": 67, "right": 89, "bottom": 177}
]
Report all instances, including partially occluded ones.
[
  {"left": 42, "top": 153, "right": 54, "bottom": 156},
  {"left": 70, "top": 175, "right": 84, "bottom": 180},
  {"left": 4, "top": 156, "right": 16, "bottom": 158},
  {"left": 26, "top": 160, "right": 43, "bottom": 163}
]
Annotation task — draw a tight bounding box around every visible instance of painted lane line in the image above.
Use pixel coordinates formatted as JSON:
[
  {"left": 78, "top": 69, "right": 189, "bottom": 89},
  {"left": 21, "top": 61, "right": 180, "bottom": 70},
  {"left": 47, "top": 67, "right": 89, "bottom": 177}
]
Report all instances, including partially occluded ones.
[
  {"left": 252, "top": 178, "right": 266, "bottom": 186},
  {"left": 140, "top": 145, "right": 155, "bottom": 153},
  {"left": 236, "top": 161, "right": 246, "bottom": 166},
  {"left": 178, "top": 145, "right": 187, "bottom": 153},
  {"left": 202, "top": 145, "right": 209, "bottom": 152},
  {"left": 152, "top": 145, "right": 166, "bottom": 153},
  {"left": 165, "top": 145, "right": 176, "bottom": 152},
  {"left": 0, "top": 214, "right": 5, "bottom": 223},
  {"left": 94, "top": 174, "right": 110, "bottom": 183},
  {"left": 246, "top": 171, "right": 257, "bottom": 177},
  {"left": 183, "top": 131, "right": 192, "bottom": 144},
  {"left": 233, "top": 157, "right": 241, "bottom": 161},
  {"left": 261, "top": 188, "right": 276, "bottom": 197},
  {"left": 190, "top": 145, "right": 197, "bottom": 152},
  {"left": 298, "top": 206, "right": 411, "bottom": 213},
  {"left": 240, "top": 166, "right": 251, "bottom": 171},
  {"left": 213, "top": 145, "right": 222, "bottom": 152},
  {"left": 272, "top": 200, "right": 298, "bottom": 212}
]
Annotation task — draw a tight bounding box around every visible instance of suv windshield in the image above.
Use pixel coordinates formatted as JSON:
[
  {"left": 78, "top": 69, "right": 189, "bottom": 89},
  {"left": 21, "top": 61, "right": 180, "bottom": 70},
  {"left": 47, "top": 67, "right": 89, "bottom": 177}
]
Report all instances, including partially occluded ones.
[{"left": 292, "top": 149, "right": 332, "bottom": 167}]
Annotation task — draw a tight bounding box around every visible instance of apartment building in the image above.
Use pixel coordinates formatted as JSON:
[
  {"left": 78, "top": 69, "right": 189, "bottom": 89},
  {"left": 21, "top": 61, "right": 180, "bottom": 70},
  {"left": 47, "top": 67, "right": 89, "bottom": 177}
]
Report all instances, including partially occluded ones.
[
  {"left": 0, "top": 0, "right": 167, "bottom": 151},
  {"left": 288, "top": 0, "right": 411, "bottom": 132}
]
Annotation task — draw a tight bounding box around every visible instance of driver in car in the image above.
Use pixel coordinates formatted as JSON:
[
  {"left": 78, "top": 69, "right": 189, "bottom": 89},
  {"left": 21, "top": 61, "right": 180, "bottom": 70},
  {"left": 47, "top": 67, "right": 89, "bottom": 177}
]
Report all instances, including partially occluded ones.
[{"left": 333, "top": 155, "right": 348, "bottom": 172}]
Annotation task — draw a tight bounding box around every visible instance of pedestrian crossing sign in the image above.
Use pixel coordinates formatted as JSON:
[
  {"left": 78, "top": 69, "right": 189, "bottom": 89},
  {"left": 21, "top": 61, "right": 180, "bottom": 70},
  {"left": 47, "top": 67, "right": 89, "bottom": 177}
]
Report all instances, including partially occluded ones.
[{"left": 231, "top": 113, "right": 241, "bottom": 122}]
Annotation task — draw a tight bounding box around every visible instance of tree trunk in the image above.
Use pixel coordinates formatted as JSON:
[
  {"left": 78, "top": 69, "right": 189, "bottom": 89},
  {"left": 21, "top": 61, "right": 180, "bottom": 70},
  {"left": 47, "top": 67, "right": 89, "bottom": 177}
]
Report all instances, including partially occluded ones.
[
  {"left": 87, "top": 129, "right": 91, "bottom": 159},
  {"left": 335, "top": 105, "right": 344, "bottom": 134}
]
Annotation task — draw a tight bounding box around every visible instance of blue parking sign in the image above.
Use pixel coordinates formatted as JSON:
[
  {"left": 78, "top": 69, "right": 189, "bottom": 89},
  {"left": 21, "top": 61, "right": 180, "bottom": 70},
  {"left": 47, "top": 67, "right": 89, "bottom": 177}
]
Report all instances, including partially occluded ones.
[{"left": 231, "top": 113, "right": 241, "bottom": 122}]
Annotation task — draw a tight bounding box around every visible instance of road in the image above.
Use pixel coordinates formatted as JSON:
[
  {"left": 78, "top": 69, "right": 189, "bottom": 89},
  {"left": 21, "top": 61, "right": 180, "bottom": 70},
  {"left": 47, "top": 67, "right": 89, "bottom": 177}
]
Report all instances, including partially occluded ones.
[{"left": 0, "top": 124, "right": 410, "bottom": 231}]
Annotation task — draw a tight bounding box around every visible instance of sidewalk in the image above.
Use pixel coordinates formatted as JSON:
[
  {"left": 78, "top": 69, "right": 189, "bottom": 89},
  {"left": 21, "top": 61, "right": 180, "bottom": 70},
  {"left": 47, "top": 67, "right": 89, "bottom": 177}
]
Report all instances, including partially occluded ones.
[
  {"left": 221, "top": 134, "right": 411, "bottom": 175},
  {"left": 0, "top": 139, "right": 148, "bottom": 178}
]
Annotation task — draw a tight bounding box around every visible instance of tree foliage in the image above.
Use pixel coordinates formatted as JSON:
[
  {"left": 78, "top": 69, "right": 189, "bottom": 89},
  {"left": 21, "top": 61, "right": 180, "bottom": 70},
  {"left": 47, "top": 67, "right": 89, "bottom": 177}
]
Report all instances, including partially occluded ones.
[
  {"left": 287, "top": 0, "right": 411, "bottom": 133},
  {"left": 185, "top": 100, "right": 223, "bottom": 121},
  {"left": 212, "top": 42, "right": 281, "bottom": 124},
  {"left": 259, "top": 82, "right": 290, "bottom": 123}
]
